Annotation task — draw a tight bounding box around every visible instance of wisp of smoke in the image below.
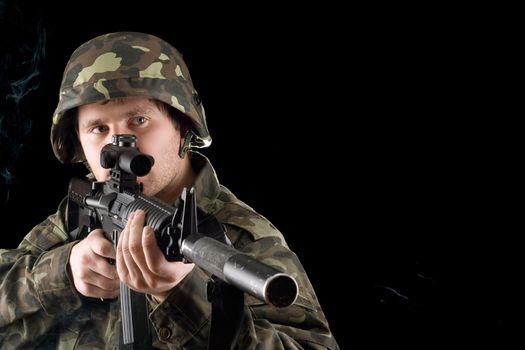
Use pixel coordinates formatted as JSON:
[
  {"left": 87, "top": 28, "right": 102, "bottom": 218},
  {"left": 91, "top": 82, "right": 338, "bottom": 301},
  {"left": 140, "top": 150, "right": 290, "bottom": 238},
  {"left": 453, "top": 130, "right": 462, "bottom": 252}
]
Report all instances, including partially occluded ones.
[{"left": 0, "top": 0, "right": 46, "bottom": 204}]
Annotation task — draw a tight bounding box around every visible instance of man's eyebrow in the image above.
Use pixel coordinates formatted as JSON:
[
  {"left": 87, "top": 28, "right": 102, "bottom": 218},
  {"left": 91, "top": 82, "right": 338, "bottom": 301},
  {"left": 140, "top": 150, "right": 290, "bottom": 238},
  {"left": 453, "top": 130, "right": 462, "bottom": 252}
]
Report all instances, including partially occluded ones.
[
  {"left": 80, "top": 107, "right": 153, "bottom": 129},
  {"left": 81, "top": 117, "right": 104, "bottom": 129},
  {"left": 123, "top": 106, "right": 153, "bottom": 118}
]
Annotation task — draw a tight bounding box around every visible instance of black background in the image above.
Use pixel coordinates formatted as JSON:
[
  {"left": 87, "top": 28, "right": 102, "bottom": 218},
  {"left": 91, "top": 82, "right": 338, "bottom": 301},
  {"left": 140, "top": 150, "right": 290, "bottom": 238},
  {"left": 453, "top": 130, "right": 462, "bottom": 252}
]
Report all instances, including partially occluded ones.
[{"left": 1, "top": 1, "right": 519, "bottom": 348}]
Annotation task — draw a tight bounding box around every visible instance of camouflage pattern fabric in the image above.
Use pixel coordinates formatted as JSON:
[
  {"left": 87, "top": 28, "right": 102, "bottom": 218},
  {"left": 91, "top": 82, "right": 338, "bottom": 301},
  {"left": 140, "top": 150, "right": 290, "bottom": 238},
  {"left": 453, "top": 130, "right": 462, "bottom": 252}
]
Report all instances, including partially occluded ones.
[
  {"left": 0, "top": 153, "right": 339, "bottom": 349},
  {"left": 50, "top": 32, "right": 211, "bottom": 164}
]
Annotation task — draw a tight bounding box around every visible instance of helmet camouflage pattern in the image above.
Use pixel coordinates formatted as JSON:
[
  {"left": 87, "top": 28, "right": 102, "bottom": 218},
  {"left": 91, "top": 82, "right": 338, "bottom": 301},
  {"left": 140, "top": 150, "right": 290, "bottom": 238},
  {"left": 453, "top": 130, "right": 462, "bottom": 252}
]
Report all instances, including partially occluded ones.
[{"left": 50, "top": 31, "right": 211, "bottom": 163}]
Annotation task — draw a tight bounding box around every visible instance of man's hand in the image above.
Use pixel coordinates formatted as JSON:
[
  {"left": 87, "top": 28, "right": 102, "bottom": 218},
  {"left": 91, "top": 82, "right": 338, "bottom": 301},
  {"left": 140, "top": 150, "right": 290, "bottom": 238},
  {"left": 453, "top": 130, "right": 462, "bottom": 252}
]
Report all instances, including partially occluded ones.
[
  {"left": 116, "top": 210, "right": 195, "bottom": 303},
  {"left": 69, "top": 229, "right": 120, "bottom": 299}
]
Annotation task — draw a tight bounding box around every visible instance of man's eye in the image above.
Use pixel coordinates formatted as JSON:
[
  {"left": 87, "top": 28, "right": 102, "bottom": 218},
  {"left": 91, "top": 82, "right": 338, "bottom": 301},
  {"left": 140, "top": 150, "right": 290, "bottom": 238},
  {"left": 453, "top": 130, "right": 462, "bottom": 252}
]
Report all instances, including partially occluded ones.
[
  {"left": 131, "top": 116, "right": 148, "bottom": 126},
  {"left": 91, "top": 125, "right": 108, "bottom": 134}
]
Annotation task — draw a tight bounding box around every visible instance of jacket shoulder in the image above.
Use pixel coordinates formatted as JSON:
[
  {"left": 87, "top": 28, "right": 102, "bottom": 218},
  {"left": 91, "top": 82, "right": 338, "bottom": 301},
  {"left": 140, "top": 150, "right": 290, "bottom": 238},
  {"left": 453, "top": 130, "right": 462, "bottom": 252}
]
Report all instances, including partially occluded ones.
[
  {"left": 22, "top": 196, "right": 69, "bottom": 252},
  {"left": 207, "top": 185, "right": 287, "bottom": 246}
]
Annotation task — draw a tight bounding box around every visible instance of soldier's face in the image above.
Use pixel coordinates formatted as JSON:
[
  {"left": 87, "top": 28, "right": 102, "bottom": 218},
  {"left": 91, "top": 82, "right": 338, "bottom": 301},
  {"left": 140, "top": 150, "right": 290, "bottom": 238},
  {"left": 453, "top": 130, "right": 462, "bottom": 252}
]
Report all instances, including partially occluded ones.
[{"left": 77, "top": 97, "right": 189, "bottom": 201}]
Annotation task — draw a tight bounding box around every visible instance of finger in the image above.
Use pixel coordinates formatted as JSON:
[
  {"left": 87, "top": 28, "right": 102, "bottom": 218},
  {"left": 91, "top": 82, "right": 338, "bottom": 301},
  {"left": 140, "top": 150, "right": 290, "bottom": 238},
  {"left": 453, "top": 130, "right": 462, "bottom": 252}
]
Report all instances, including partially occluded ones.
[
  {"left": 91, "top": 236, "right": 116, "bottom": 260},
  {"left": 72, "top": 258, "right": 119, "bottom": 294},
  {"left": 119, "top": 211, "right": 143, "bottom": 284},
  {"left": 88, "top": 255, "right": 119, "bottom": 280},
  {"left": 77, "top": 281, "right": 120, "bottom": 299},
  {"left": 142, "top": 225, "right": 168, "bottom": 275},
  {"left": 128, "top": 210, "right": 148, "bottom": 267},
  {"left": 116, "top": 214, "right": 131, "bottom": 281},
  {"left": 143, "top": 226, "right": 195, "bottom": 287},
  {"left": 81, "top": 270, "right": 120, "bottom": 292}
]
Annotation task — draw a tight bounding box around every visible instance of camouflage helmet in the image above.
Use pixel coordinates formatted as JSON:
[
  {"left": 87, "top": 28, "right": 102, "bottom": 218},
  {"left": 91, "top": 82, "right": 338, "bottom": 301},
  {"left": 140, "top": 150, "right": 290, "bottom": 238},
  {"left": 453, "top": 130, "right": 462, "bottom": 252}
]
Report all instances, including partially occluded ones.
[{"left": 50, "top": 31, "right": 211, "bottom": 163}]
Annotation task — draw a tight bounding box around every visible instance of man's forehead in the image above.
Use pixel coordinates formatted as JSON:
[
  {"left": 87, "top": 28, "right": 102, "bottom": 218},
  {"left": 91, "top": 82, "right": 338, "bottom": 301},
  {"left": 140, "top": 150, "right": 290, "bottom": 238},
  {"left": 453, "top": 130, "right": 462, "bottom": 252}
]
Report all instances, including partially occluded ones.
[{"left": 78, "top": 99, "right": 157, "bottom": 125}]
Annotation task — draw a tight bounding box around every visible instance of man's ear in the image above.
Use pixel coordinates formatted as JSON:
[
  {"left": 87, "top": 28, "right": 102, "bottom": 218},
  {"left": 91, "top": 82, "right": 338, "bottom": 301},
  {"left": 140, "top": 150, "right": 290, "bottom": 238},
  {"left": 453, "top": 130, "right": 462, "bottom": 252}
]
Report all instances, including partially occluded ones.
[{"left": 179, "top": 129, "right": 194, "bottom": 158}]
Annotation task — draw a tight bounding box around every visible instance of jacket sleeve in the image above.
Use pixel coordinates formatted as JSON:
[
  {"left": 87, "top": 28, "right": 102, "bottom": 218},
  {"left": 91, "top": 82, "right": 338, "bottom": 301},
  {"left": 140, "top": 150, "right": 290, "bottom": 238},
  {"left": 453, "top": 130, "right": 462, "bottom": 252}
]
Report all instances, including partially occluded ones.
[
  {"left": 0, "top": 198, "right": 83, "bottom": 348},
  {"left": 148, "top": 227, "right": 339, "bottom": 349}
]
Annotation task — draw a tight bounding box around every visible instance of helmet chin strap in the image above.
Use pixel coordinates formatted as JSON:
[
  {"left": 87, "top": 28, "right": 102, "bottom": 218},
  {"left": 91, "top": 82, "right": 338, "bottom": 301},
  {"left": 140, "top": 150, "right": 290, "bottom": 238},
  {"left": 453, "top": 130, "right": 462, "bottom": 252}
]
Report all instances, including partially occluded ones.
[{"left": 179, "top": 129, "right": 194, "bottom": 158}]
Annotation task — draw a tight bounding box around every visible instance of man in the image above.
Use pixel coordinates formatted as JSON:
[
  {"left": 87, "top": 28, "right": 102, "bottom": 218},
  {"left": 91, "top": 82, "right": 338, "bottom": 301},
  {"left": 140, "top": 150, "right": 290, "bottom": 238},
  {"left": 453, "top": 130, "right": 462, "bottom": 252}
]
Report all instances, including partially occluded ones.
[{"left": 0, "top": 32, "right": 338, "bottom": 349}]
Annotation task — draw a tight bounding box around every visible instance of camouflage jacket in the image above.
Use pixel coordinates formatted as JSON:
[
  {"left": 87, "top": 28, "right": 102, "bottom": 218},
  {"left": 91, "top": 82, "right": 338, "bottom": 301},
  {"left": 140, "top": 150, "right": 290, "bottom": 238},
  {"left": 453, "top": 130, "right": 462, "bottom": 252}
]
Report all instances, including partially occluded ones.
[{"left": 0, "top": 153, "right": 338, "bottom": 349}]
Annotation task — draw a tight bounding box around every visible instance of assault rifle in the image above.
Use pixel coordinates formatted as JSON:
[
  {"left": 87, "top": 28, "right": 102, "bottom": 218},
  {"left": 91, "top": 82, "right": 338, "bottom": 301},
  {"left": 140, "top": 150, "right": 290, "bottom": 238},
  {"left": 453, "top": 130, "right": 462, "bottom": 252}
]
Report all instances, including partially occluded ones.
[{"left": 67, "top": 134, "right": 298, "bottom": 349}]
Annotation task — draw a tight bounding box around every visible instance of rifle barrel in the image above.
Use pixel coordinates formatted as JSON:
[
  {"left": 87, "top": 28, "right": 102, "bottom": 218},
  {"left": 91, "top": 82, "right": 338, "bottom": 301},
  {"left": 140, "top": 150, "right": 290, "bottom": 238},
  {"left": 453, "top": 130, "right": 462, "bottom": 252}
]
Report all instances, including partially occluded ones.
[{"left": 181, "top": 234, "right": 298, "bottom": 308}]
